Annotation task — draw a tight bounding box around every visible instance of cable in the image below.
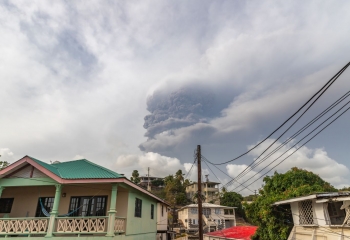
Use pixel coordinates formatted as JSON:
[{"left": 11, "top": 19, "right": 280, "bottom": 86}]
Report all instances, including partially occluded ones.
[
  {"left": 234, "top": 102, "right": 350, "bottom": 193},
  {"left": 221, "top": 91, "right": 350, "bottom": 188},
  {"left": 231, "top": 90, "right": 350, "bottom": 183},
  {"left": 207, "top": 62, "right": 350, "bottom": 166},
  {"left": 201, "top": 156, "right": 255, "bottom": 194}
]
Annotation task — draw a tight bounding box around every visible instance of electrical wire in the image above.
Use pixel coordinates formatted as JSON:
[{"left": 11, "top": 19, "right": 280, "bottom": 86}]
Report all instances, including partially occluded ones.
[
  {"left": 206, "top": 62, "right": 350, "bottom": 166},
  {"left": 234, "top": 102, "right": 350, "bottom": 193},
  {"left": 230, "top": 90, "right": 350, "bottom": 184},
  {"left": 201, "top": 156, "right": 255, "bottom": 194},
  {"left": 221, "top": 91, "right": 350, "bottom": 189}
]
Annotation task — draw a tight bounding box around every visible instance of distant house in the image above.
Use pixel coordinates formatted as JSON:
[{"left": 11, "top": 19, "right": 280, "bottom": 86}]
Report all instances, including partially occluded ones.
[
  {"left": 139, "top": 176, "right": 164, "bottom": 190},
  {"left": 0, "top": 156, "right": 171, "bottom": 239},
  {"left": 177, "top": 203, "right": 236, "bottom": 233},
  {"left": 273, "top": 192, "right": 350, "bottom": 240},
  {"left": 185, "top": 180, "right": 220, "bottom": 204}
]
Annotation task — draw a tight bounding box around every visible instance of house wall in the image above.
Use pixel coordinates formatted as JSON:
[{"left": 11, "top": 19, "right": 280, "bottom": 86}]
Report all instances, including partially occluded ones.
[
  {"left": 0, "top": 183, "right": 129, "bottom": 218},
  {"left": 157, "top": 203, "right": 168, "bottom": 231},
  {"left": 125, "top": 191, "right": 157, "bottom": 238}
]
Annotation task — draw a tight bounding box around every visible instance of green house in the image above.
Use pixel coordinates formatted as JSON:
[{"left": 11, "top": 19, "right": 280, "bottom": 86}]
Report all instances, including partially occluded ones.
[{"left": 0, "top": 156, "right": 170, "bottom": 240}]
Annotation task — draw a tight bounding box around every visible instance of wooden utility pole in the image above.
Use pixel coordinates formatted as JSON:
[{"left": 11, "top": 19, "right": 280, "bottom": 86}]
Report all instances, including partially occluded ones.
[
  {"left": 147, "top": 167, "right": 151, "bottom": 191},
  {"left": 197, "top": 145, "right": 203, "bottom": 240}
]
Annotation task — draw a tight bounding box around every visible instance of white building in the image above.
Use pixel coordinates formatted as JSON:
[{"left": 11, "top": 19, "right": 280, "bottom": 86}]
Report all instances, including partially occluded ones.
[
  {"left": 273, "top": 192, "right": 350, "bottom": 240},
  {"left": 157, "top": 202, "right": 173, "bottom": 240},
  {"left": 177, "top": 203, "right": 236, "bottom": 233},
  {"left": 185, "top": 181, "right": 220, "bottom": 204}
]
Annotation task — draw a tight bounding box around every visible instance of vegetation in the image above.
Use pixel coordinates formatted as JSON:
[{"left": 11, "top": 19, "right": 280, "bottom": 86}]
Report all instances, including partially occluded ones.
[
  {"left": 220, "top": 191, "right": 245, "bottom": 218},
  {"left": 151, "top": 178, "right": 164, "bottom": 187},
  {"left": 130, "top": 170, "right": 140, "bottom": 184},
  {"left": 244, "top": 167, "right": 336, "bottom": 240},
  {"left": 0, "top": 161, "right": 9, "bottom": 170},
  {"left": 163, "top": 170, "right": 189, "bottom": 205}
]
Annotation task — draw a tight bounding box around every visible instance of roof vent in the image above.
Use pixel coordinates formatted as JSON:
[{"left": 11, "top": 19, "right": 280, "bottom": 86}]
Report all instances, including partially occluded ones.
[{"left": 52, "top": 161, "right": 61, "bottom": 164}]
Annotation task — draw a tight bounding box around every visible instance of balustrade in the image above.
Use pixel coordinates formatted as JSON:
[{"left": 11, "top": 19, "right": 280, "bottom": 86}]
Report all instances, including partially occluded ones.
[
  {"left": 0, "top": 217, "right": 48, "bottom": 235},
  {"left": 56, "top": 216, "right": 108, "bottom": 233},
  {"left": 114, "top": 217, "right": 126, "bottom": 233}
]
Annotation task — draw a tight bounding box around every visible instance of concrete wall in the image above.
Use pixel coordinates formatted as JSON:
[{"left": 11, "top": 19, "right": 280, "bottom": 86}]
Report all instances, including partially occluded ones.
[
  {"left": 125, "top": 191, "right": 157, "bottom": 238},
  {"left": 157, "top": 203, "right": 168, "bottom": 231}
]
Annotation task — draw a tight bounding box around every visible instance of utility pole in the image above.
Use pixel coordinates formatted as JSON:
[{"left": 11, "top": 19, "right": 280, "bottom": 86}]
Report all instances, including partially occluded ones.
[
  {"left": 197, "top": 145, "right": 203, "bottom": 240},
  {"left": 147, "top": 167, "right": 151, "bottom": 191}
]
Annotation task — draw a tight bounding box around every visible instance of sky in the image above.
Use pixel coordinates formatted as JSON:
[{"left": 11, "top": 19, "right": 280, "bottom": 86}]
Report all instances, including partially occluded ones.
[{"left": 1, "top": 0, "right": 350, "bottom": 195}]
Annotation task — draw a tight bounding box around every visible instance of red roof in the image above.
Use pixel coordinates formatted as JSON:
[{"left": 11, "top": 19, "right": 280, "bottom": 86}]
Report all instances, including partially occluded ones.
[{"left": 205, "top": 226, "right": 258, "bottom": 240}]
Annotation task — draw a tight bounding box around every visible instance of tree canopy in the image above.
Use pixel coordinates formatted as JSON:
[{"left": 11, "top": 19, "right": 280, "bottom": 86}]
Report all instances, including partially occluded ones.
[
  {"left": 245, "top": 167, "right": 336, "bottom": 240},
  {"left": 130, "top": 170, "right": 140, "bottom": 184},
  {"left": 220, "top": 191, "right": 245, "bottom": 218}
]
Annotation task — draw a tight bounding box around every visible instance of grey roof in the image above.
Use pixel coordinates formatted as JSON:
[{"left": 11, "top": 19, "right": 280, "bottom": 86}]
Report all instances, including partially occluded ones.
[
  {"left": 178, "top": 203, "right": 236, "bottom": 211},
  {"left": 274, "top": 192, "right": 350, "bottom": 205}
]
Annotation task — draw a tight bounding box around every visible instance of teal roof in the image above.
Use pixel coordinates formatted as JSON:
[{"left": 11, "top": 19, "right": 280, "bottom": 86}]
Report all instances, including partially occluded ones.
[{"left": 28, "top": 156, "right": 125, "bottom": 179}]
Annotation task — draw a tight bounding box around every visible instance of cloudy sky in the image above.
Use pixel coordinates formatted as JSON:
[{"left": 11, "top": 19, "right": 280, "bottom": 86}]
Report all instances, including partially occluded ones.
[{"left": 1, "top": 0, "right": 350, "bottom": 195}]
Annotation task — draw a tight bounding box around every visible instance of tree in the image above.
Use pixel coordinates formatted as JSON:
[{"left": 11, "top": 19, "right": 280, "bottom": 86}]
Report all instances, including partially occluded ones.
[
  {"left": 151, "top": 179, "right": 164, "bottom": 187},
  {"left": 245, "top": 167, "right": 336, "bottom": 240},
  {"left": 130, "top": 170, "right": 140, "bottom": 184},
  {"left": 220, "top": 192, "right": 245, "bottom": 218},
  {"left": 0, "top": 161, "right": 9, "bottom": 170}
]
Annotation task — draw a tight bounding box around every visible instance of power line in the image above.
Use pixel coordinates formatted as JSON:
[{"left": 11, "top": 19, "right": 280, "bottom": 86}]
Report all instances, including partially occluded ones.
[
  {"left": 207, "top": 62, "right": 350, "bottom": 166},
  {"left": 233, "top": 102, "right": 350, "bottom": 193},
  {"left": 201, "top": 156, "right": 255, "bottom": 194},
  {"left": 221, "top": 90, "right": 350, "bottom": 189}
]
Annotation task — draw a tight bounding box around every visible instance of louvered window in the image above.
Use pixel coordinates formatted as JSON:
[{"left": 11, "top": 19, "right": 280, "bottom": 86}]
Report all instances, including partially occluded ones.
[{"left": 299, "top": 200, "right": 315, "bottom": 225}]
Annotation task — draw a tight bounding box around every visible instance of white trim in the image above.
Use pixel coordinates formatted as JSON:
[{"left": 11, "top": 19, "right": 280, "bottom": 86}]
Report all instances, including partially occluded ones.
[
  {"left": 316, "top": 196, "right": 350, "bottom": 203},
  {"left": 273, "top": 195, "right": 317, "bottom": 205}
]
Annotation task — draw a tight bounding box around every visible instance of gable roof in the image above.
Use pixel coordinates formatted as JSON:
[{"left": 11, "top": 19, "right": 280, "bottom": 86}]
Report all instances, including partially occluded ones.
[
  {"left": 0, "top": 156, "right": 170, "bottom": 206},
  {"left": 28, "top": 156, "right": 124, "bottom": 179}
]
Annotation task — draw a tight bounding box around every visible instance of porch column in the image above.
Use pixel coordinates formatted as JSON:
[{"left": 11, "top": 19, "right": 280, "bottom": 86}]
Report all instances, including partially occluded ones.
[
  {"left": 45, "top": 184, "right": 62, "bottom": 238},
  {"left": 106, "top": 183, "right": 118, "bottom": 237}
]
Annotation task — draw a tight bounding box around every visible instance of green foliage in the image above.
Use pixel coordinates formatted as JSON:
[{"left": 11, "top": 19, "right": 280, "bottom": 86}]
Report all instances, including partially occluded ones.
[
  {"left": 130, "top": 170, "right": 140, "bottom": 184},
  {"left": 0, "top": 161, "right": 9, "bottom": 170},
  {"left": 164, "top": 170, "right": 188, "bottom": 205},
  {"left": 245, "top": 167, "right": 336, "bottom": 240},
  {"left": 339, "top": 186, "right": 350, "bottom": 191},
  {"left": 243, "top": 194, "right": 258, "bottom": 201},
  {"left": 220, "top": 192, "right": 245, "bottom": 218},
  {"left": 151, "top": 179, "right": 164, "bottom": 187}
]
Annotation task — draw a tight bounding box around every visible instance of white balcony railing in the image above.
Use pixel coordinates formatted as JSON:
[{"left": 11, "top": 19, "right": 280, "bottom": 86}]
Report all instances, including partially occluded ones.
[
  {"left": 0, "top": 216, "right": 126, "bottom": 237},
  {"left": 0, "top": 217, "right": 49, "bottom": 235},
  {"left": 56, "top": 216, "right": 108, "bottom": 233},
  {"left": 114, "top": 217, "right": 126, "bottom": 233}
]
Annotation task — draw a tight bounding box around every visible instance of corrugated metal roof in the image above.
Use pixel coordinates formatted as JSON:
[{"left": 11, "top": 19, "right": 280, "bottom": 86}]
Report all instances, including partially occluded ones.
[
  {"left": 29, "top": 156, "right": 124, "bottom": 179},
  {"left": 178, "top": 203, "right": 236, "bottom": 210}
]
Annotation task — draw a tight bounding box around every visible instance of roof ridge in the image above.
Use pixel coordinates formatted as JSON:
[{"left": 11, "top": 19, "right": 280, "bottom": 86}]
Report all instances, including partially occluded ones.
[{"left": 81, "top": 159, "right": 123, "bottom": 177}]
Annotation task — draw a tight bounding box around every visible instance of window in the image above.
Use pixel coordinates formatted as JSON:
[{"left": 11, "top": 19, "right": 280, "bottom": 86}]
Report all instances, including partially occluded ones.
[
  {"left": 214, "top": 209, "right": 221, "bottom": 214},
  {"left": 135, "top": 198, "right": 142, "bottom": 218},
  {"left": 69, "top": 196, "right": 107, "bottom": 217},
  {"left": 299, "top": 200, "right": 315, "bottom": 225},
  {"left": 36, "top": 197, "right": 54, "bottom": 217},
  {"left": 190, "top": 208, "right": 198, "bottom": 214},
  {"left": 0, "top": 198, "right": 14, "bottom": 213},
  {"left": 151, "top": 204, "right": 154, "bottom": 219},
  {"left": 161, "top": 205, "right": 164, "bottom": 216},
  {"left": 193, "top": 219, "right": 196, "bottom": 224},
  {"left": 327, "top": 202, "right": 345, "bottom": 225},
  {"left": 224, "top": 209, "right": 234, "bottom": 215}
]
